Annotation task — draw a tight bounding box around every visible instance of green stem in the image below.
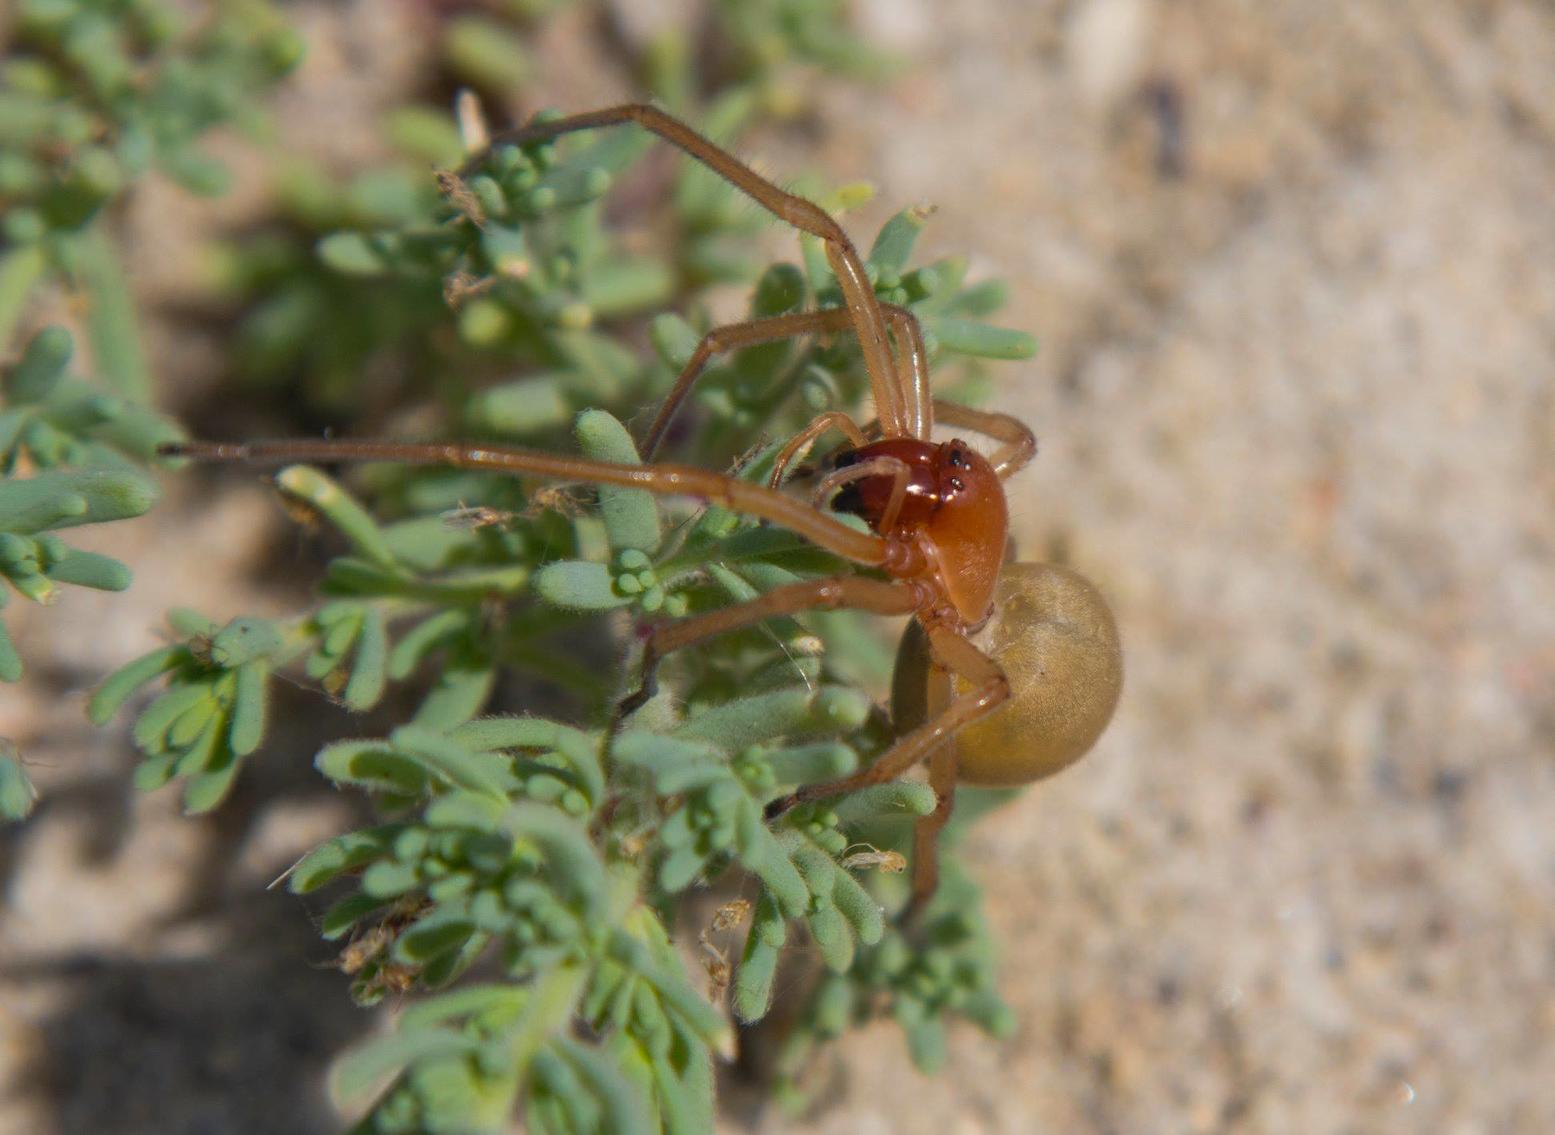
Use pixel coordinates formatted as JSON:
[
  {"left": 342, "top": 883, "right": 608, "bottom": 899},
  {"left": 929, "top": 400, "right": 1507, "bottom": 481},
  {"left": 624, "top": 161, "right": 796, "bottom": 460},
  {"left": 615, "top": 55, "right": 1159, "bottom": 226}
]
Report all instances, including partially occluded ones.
[
  {"left": 72, "top": 225, "right": 153, "bottom": 403},
  {"left": 0, "top": 244, "right": 48, "bottom": 354},
  {"left": 508, "top": 962, "right": 589, "bottom": 1069}
]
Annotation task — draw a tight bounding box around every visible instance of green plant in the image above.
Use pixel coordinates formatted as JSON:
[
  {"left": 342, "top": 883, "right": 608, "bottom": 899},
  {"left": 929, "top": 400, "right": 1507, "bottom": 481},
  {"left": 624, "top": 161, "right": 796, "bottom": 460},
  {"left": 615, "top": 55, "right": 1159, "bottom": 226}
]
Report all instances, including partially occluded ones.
[
  {"left": 213, "top": 0, "right": 891, "bottom": 422},
  {"left": 137, "top": 135, "right": 1030, "bottom": 1133},
  {"left": 0, "top": 325, "right": 179, "bottom": 690},
  {"left": 0, "top": 0, "right": 302, "bottom": 390},
  {"left": 0, "top": 0, "right": 297, "bottom": 704},
  {"left": 5, "top": 3, "right": 1058, "bottom": 1130}
]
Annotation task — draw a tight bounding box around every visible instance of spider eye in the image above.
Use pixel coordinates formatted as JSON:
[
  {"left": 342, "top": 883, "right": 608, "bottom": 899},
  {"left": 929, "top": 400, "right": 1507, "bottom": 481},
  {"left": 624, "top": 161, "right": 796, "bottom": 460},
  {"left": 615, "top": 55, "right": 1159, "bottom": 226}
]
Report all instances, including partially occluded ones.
[
  {"left": 947, "top": 476, "right": 965, "bottom": 493},
  {"left": 947, "top": 446, "right": 966, "bottom": 469}
]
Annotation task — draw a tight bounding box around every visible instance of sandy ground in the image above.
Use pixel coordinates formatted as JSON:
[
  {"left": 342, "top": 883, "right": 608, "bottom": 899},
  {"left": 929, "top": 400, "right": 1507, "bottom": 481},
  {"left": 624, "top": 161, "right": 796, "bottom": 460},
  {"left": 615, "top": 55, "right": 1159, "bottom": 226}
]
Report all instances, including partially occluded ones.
[{"left": 3, "top": 1, "right": 1554, "bottom": 1132}]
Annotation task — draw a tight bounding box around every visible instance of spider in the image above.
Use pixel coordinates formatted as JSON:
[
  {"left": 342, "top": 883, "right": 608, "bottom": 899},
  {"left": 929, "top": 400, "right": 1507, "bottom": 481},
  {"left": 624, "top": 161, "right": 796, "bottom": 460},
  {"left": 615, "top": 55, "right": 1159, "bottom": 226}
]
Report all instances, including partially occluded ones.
[{"left": 161, "top": 105, "right": 1122, "bottom": 910}]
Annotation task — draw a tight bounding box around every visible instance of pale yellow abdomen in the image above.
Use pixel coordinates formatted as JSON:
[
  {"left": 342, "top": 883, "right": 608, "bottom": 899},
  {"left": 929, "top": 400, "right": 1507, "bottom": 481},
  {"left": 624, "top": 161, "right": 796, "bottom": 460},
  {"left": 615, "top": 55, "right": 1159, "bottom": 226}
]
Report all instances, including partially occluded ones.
[{"left": 893, "top": 562, "right": 1122, "bottom": 786}]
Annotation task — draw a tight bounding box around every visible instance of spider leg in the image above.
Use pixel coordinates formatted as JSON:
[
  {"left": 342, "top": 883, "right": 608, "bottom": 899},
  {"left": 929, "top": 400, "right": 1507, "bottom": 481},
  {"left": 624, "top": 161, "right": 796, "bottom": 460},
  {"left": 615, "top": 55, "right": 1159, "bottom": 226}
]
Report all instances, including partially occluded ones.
[
  {"left": 468, "top": 104, "right": 920, "bottom": 442},
  {"left": 812, "top": 455, "right": 912, "bottom": 533},
  {"left": 767, "top": 411, "right": 869, "bottom": 489},
  {"left": 647, "top": 305, "right": 928, "bottom": 465},
  {"left": 642, "top": 308, "right": 858, "bottom": 461},
  {"left": 614, "top": 576, "right": 922, "bottom": 721},
  {"left": 881, "top": 304, "right": 932, "bottom": 442},
  {"left": 767, "top": 621, "right": 1008, "bottom": 817},
  {"left": 930, "top": 401, "right": 1036, "bottom": 479},
  {"left": 160, "top": 439, "right": 908, "bottom": 570},
  {"left": 847, "top": 301, "right": 1036, "bottom": 476},
  {"left": 907, "top": 707, "right": 959, "bottom": 919}
]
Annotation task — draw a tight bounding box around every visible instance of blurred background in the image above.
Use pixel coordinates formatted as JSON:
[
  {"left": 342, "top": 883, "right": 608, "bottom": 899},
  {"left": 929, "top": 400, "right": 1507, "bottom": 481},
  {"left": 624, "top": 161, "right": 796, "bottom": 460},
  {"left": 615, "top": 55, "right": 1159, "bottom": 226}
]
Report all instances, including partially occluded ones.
[{"left": 3, "top": 0, "right": 1553, "bottom": 1131}]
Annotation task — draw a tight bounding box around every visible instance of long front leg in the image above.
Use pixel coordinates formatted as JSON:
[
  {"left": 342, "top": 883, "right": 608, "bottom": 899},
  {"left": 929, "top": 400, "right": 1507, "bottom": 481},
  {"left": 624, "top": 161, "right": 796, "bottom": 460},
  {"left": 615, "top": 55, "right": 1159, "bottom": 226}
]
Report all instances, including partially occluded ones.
[
  {"left": 467, "top": 104, "right": 911, "bottom": 441},
  {"left": 881, "top": 303, "right": 932, "bottom": 443},
  {"left": 159, "top": 438, "right": 909, "bottom": 571}
]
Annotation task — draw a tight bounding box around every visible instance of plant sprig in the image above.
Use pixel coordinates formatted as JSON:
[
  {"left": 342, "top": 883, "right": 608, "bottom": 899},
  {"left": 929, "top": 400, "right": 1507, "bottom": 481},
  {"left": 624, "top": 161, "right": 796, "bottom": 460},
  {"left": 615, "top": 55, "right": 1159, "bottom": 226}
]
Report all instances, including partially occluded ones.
[
  {"left": 5, "top": 3, "right": 1050, "bottom": 1128},
  {"left": 0, "top": 326, "right": 177, "bottom": 679}
]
